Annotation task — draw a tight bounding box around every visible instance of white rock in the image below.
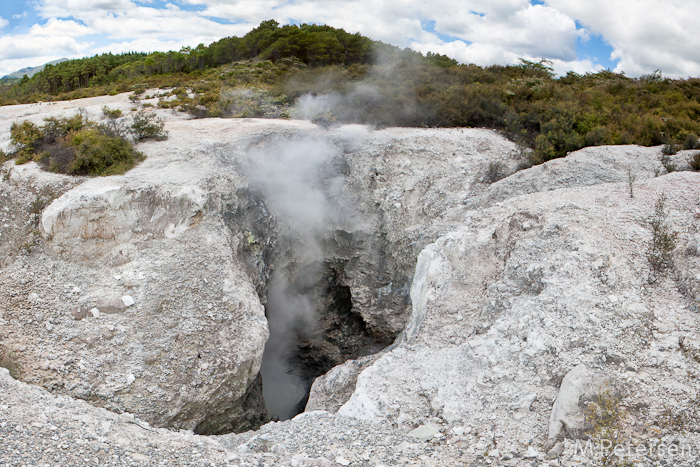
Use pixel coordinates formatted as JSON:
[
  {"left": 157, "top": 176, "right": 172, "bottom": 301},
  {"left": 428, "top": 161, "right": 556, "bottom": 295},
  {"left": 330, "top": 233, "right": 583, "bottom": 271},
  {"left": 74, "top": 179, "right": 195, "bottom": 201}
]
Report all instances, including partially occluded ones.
[
  {"left": 406, "top": 425, "right": 440, "bottom": 441},
  {"left": 548, "top": 365, "right": 607, "bottom": 440},
  {"left": 335, "top": 456, "right": 350, "bottom": 466},
  {"left": 121, "top": 295, "right": 135, "bottom": 307},
  {"left": 90, "top": 308, "right": 100, "bottom": 318}
]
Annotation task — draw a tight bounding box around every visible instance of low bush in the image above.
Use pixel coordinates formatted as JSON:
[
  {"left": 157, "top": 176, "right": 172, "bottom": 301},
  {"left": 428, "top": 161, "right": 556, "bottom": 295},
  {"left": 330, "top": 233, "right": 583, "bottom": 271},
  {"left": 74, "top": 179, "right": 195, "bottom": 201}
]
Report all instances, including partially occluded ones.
[
  {"left": 662, "top": 143, "right": 678, "bottom": 156},
  {"left": 690, "top": 152, "right": 700, "bottom": 171},
  {"left": 10, "top": 120, "right": 43, "bottom": 163},
  {"left": 647, "top": 194, "right": 678, "bottom": 282},
  {"left": 483, "top": 160, "right": 507, "bottom": 184},
  {"left": 130, "top": 111, "right": 168, "bottom": 141},
  {"left": 102, "top": 106, "right": 123, "bottom": 119},
  {"left": 661, "top": 155, "right": 677, "bottom": 173},
  {"left": 7, "top": 113, "right": 148, "bottom": 176},
  {"left": 67, "top": 128, "right": 145, "bottom": 175}
]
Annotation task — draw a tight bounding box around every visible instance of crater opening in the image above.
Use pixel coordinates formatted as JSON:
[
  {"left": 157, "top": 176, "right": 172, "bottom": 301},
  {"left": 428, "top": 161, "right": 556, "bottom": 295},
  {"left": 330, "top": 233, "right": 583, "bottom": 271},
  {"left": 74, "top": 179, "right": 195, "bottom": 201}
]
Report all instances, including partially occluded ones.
[
  {"left": 260, "top": 258, "right": 392, "bottom": 421},
  {"left": 221, "top": 136, "right": 405, "bottom": 429}
]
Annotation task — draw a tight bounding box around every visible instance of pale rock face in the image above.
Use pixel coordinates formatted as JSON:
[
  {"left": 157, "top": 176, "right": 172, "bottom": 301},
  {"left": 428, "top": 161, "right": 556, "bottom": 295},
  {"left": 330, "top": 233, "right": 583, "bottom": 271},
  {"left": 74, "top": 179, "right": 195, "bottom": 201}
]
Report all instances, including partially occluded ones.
[
  {"left": 3, "top": 92, "right": 700, "bottom": 464},
  {"left": 335, "top": 171, "right": 700, "bottom": 455},
  {"left": 1, "top": 94, "right": 524, "bottom": 433},
  {"left": 0, "top": 98, "right": 275, "bottom": 434},
  {"left": 305, "top": 355, "right": 377, "bottom": 413},
  {"left": 463, "top": 144, "right": 668, "bottom": 210},
  {"left": 41, "top": 182, "right": 208, "bottom": 257}
]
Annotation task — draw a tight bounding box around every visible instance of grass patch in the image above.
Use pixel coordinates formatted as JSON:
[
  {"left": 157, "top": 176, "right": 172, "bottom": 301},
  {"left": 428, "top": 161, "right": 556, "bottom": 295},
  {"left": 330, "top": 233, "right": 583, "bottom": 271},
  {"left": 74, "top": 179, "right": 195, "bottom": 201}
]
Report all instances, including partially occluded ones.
[{"left": 584, "top": 388, "right": 631, "bottom": 466}]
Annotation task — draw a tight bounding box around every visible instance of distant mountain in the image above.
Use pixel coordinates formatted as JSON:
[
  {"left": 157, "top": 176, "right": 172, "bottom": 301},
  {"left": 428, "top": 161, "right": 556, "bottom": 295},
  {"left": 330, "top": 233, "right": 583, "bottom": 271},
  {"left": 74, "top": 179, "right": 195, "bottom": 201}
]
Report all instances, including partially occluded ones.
[{"left": 2, "top": 58, "right": 69, "bottom": 80}]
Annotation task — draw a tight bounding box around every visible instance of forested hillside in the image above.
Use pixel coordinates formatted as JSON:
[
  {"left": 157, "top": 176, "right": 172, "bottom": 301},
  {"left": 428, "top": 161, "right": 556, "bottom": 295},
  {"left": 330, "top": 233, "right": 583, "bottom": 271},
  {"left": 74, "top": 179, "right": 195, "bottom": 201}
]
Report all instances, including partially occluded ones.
[{"left": 3, "top": 20, "right": 700, "bottom": 163}]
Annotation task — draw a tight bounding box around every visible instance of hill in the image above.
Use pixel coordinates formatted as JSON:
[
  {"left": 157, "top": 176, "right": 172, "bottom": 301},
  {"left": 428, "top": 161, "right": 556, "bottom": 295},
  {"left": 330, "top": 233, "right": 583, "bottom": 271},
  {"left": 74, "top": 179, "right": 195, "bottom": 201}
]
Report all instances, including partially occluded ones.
[
  {"left": 1, "top": 20, "right": 700, "bottom": 164},
  {"left": 1, "top": 58, "right": 69, "bottom": 80}
]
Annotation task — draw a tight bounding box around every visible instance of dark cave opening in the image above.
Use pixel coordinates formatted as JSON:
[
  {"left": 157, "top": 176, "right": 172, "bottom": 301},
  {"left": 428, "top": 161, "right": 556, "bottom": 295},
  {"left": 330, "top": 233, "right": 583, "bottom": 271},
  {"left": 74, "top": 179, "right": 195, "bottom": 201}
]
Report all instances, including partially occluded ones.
[{"left": 260, "top": 260, "right": 392, "bottom": 421}]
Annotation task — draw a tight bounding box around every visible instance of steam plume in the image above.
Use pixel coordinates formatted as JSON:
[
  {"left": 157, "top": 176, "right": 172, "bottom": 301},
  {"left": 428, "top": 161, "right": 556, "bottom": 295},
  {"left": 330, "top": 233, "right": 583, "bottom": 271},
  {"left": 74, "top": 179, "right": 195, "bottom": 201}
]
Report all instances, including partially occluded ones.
[{"left": 246, "top": 137, "right": 345, "bottom": 420}]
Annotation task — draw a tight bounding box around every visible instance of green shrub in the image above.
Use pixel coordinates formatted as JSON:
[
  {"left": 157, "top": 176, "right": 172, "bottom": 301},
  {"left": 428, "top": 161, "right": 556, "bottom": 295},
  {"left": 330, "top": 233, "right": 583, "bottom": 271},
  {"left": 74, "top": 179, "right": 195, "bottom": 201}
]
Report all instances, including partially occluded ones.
[
  {"left": 67, "top": 128, "right": 145, "bottom": 176},
  {"left": 484, "top": 160, "right": 507, "bottom": 184},
  {"left": 647, "top": 194, "right": 678, "bottom": 281},
  {"left": 10, "top": 120, "right": 43, "bottom": 162},
  {"left": 690, "top": 152, "right": 700, "bottom": 171},
  {"left": 102, "top": 106, "right": 123, "bottom": 119},
  {"left": 584, "top": 388, "right": 627, "bottom": 466},
  {"left": 7, "top": 114, "right": 148, "bottom": 176},
  {"left": 662, "top": 143, "right": 678, "bottom": 156},
  {"left": 683, "top": 133, "right": 700, "bottom": 150},
  {"left": 661, "top": 155, "right": 677, "bottom": 173},
  {"left": 43, "top": 114, "right": 84, "bottom": 141},
  {"left": 130, "top": 111, "right": 168, "bottom": 141}
]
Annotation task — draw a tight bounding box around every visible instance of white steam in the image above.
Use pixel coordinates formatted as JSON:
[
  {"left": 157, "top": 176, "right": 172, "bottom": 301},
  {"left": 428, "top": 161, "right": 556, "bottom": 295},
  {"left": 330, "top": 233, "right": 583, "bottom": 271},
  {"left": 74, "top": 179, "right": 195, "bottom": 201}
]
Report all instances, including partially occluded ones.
[
  {"left": 247, "top": 138, "right": 344, "bottom": 237},
  {"left": 293, "top": 94, "right": 342, "bottom": 121},
  {"left": 246, "top": 137, "right": 346, "bottom": 420}
]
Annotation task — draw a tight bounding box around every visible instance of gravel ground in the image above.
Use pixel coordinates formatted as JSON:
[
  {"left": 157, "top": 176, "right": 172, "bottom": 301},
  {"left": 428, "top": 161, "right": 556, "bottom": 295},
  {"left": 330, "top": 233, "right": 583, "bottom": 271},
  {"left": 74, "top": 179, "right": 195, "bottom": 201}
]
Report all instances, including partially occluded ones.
[{"left": 0, "top": 369, "right": 228, "bottom": 467}]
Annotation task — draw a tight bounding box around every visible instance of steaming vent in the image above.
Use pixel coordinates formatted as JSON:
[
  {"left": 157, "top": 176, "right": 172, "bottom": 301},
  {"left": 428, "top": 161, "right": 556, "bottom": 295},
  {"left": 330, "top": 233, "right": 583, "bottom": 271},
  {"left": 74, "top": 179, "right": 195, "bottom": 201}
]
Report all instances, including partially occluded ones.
[{"left": 236, "top": 136, "right": 394, "bottom": 422}]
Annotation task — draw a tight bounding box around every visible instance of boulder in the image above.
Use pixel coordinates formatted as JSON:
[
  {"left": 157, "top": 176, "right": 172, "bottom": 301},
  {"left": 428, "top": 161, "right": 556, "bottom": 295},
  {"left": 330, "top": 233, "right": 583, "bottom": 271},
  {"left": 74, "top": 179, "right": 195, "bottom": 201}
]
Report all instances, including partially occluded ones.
[{"left": 548, "top": 364, "right": 608, "bottom": 440}]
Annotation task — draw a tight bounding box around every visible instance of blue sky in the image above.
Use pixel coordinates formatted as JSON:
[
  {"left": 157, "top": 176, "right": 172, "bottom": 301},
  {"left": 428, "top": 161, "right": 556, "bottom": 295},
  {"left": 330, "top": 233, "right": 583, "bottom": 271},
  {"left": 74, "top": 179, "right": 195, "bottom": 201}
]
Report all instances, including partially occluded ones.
[{"left": 0, "top": 0, "right": 697, "bottom": 78}]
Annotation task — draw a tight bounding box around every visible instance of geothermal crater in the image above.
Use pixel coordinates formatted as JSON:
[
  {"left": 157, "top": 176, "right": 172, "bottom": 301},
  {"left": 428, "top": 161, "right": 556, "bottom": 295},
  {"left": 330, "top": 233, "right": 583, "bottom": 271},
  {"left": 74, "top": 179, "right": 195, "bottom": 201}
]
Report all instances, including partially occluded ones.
[{"left": 234, "top": 138, "right": 402, "bottom": 423}]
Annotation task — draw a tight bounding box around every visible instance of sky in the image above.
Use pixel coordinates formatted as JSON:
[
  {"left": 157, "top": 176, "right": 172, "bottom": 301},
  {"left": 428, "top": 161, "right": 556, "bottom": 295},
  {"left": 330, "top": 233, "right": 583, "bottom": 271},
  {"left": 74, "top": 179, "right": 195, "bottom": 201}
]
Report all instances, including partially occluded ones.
[{"left": 0, "top": 0, "right": 698, "bottom": 79}]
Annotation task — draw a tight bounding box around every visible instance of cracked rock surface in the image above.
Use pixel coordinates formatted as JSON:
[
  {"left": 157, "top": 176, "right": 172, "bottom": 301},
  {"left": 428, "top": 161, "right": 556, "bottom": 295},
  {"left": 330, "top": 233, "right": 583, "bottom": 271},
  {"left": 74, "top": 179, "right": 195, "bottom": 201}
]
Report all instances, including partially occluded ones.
[{"left": 2, "top": 92, "right": 700, "bottom": 466}]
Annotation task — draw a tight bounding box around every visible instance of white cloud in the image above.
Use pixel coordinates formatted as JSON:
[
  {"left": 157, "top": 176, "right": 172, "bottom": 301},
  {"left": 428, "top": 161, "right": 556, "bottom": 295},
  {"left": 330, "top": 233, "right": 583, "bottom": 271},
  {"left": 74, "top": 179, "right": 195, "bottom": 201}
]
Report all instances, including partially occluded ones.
[
  {"left": 410, "top": 40, "right": 517, "bottom": 67},
  {"left": 30, "top": 18, "right": 94, "bottom": 37},
  {"left": 12, "top": 12, "right": 28, "bottom": 20},
  {"left": 37, "top": 0, "right": 136, "bottom": 18},
  {"left": 545, "top": 0, "right": 700, "bottom": 77},
  {"left": 0, "top": 15, "right": 94, "bottom": 76},
  {"left": 177, "top": 0, "right": 584, "bottom": 68},
  {"left": 90, "top": 5, "right": 242, "bottom": 41},
  {"left": 0, "top": 34, "right": 90, "bottom": 62},
  {"left": 0, "top": 17, "right": 8, "bottom": 29},
  {"left": 91, "top": 38, "right": 185, "bottom": 55},
  {"left": 549, "top": 58, "right": 604, "bottom": 76}
]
